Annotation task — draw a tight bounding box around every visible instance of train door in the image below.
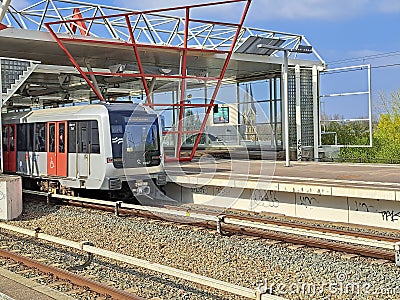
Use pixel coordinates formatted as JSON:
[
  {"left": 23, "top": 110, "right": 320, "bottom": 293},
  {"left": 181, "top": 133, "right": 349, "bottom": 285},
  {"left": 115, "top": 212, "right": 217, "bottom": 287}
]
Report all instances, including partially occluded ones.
[
  {"left": 77, "top": 122, "right": 89, "bottom": 178},
  {"left": 47, "top": 121, "right": 67, "bottom": 177},
  {"left": 2, "top": 124, "right": 16, "bottom": 172}
]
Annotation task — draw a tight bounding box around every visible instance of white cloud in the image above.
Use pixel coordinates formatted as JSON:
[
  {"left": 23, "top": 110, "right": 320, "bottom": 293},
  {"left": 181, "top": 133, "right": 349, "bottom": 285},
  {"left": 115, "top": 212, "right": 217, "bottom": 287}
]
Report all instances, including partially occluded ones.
[
  {"left": 249, "top": 0, "right": 371, "bottom": 21},
  {"left": 116, "top": 0, "right": 245, "bottom": 21},
  {"left": 10, "top": 0, "right": 30, "bottom": 10},
  {"left": 348, "top": 49, "right": 383, "bottom": 58},
  {"left": 327, "top": 49, "right": 400, "bottom": 68},
  {"left": 15, "top": 0, "right": 400, "bottom": 21},
  {"left": 117, "top": 0, "right": 210, "bottom": 11},
  {"left": 377, "top": 0, "right": 400, "bottom": 13},
  {"left": 116, "top": 0, "right": 400, "bottom": 22}
]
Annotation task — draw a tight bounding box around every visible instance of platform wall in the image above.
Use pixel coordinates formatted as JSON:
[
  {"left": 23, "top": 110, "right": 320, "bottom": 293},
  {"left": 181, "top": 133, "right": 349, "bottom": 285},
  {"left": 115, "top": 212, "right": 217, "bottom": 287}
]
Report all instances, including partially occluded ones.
[{"left": 165, "top": 182, "right": 400, "bottom": 230}]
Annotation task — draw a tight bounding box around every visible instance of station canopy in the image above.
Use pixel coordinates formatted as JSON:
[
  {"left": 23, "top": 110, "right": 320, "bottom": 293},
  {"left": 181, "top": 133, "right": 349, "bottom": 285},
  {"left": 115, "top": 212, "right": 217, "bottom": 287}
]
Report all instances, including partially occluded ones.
[{"left": 0, "top": 0, "right": 324, "bottom": 109}]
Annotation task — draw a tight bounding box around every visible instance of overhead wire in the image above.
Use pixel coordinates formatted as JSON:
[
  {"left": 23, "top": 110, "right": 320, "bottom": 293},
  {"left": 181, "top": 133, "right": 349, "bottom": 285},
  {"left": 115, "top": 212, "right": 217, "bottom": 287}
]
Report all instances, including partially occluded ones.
[
  {"left": 321, "top": 62, "right": 400, "bottom": 75},
  {"left": 322, "top": 50, "right": 400, "bottom": 75},
  {"left": 327, "top": 51, "right": 400, "bottom": 65}
]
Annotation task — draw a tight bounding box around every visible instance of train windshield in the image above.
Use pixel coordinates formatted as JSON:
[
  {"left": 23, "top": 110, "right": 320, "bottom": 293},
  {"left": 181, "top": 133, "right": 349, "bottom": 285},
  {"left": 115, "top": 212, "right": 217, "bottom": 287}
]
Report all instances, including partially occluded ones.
[{"left": 109, "top": 112, "right": 161, "bottom": 168}]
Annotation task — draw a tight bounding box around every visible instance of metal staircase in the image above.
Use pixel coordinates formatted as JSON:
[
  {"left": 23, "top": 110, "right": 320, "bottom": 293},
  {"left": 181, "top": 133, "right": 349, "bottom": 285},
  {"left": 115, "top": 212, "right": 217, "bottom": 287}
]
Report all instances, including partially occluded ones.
[{"left": 0, "top": 58, "right": 39, "bottom": 106}]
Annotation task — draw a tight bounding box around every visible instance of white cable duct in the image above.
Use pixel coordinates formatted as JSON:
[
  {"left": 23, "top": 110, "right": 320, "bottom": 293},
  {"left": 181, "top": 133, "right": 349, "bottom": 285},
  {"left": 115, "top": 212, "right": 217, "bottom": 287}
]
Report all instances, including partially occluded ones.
[{"left": 0, "top": 0, "right": 11, "bottom": 23}]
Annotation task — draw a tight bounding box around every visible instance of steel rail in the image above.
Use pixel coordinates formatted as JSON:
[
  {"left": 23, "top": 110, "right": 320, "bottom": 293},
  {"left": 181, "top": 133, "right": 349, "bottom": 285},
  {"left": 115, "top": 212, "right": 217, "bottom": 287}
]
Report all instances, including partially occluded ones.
[
  {"left": 228, "top": 215, "right": 399, "bottom": 243},
  {"left": 0, "top": 248, "right": 144, "bottom": 300},
  {"left": 0, "top": 222, "right": 284, "bottom": 300},
  {"left": 80, "top": 201, "right": 398, "bottom": 261},
  {"left": 23, "top": 190, "right": 400, "bottom": 265}
]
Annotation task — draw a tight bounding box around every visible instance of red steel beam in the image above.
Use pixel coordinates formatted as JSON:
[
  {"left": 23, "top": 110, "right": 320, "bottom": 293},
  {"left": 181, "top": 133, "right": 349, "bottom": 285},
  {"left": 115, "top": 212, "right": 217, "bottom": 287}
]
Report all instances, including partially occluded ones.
[
  {"left": 44, "top": 24, "right": 105, "bottom": 101},
  {"left": 165, "top": 156, "right": 192, "bottom": 163},
  {"left": 189, "top": 0, "right": 252, "bottom": 160},
  {"left": 188, "top": 18, "right": 240, "bottom": 27},
  {"left": 45, "top": 0, "right": 249, "bottom": 26},
  {"left": 125, "top": 15, "right": 151, "bottom": 105},
  {"left": 147, "top": 103, "right": 213, "bottom": 107}
]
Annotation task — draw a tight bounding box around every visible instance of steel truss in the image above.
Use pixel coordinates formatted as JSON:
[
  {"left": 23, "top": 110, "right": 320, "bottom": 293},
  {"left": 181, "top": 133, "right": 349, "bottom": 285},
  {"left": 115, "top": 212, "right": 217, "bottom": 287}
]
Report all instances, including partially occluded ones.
[{"left": 3, "top": 0, "right": 323, "bottom": 61}]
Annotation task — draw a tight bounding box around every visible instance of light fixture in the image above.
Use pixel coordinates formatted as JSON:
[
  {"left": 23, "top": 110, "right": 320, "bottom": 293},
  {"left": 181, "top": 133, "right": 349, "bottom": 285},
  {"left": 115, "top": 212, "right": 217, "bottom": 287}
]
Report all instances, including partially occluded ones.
[
  {"left": 109, "top": 64, "right": 126, "bottom": 73},
  {"left": 159, "top": 68, "right": 172, "bottom": 75},
  {"left": 295, "top": 45, "right": 313, "bottom": 54}
]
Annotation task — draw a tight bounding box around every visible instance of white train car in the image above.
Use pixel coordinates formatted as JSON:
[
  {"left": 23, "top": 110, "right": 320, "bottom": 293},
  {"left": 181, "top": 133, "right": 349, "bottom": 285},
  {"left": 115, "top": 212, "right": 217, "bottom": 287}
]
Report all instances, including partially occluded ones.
[{"left": 2, "top": 102, "right": 166, "bottom": 200}]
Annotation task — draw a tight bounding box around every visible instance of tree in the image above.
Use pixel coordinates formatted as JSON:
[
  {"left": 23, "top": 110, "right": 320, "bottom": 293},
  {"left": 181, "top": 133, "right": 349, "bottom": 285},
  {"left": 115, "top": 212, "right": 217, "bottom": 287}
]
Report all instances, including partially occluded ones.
[
  {"left": 376, "top": 90, "right": 400, "bottom": 116},
  {"left": 338, "top": 90, "right": 400, "bottom": 163},
  {"left": 321, "top": 120, "right": 370, "bottom": 146},
  {"left": 183, "top": 109, "right": 202, "bottom": 144},
  {"left": 372, "top": 112, "right": 400, "bottom": 161}
]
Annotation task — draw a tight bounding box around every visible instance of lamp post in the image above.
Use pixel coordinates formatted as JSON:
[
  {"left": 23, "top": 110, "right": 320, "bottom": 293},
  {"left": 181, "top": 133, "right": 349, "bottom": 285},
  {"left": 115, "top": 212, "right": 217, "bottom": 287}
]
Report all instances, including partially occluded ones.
[{"left": 257, "top": 44, "right": 312, "bottom": 167}]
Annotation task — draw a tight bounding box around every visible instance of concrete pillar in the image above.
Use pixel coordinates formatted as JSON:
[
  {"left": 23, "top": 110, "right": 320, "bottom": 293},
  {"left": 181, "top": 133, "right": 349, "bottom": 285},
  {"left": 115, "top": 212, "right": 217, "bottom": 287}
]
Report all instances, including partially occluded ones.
[
  {"left": 312, "top": 65, "right": 319, "bottom": 161},
  {"left": 295, "top": 65, "right": 302, "bottom": 161}
]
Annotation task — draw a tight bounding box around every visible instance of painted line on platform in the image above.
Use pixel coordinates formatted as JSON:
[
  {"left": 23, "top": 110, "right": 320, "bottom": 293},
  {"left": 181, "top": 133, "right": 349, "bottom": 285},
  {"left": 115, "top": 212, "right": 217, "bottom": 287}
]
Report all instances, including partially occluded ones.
[{"left": 166, "top": 170, "right": 400, "bottom": 188}]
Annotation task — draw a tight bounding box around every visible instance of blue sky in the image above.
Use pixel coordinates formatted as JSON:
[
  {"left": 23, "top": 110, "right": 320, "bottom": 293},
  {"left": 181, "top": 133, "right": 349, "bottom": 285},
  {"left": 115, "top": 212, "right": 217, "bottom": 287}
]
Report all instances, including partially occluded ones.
[
  {"left": 109, "top": 0, "right": 400, "bottom": 118},
  {"left": 10, "top": 0, "right": 400, "bottom": 118}
]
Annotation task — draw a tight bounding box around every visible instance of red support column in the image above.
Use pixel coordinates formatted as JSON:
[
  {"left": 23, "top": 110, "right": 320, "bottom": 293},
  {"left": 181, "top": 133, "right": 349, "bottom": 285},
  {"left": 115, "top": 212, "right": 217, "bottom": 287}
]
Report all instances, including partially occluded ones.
[
  {"left": 189, "top": 0, "right": 252, "bottom": 160},
  {"left": 176, "top": 7, "right": 190, "bottom": 160},
  {"left": 44, "top": 24, "right": 105, "bottom": 102}
]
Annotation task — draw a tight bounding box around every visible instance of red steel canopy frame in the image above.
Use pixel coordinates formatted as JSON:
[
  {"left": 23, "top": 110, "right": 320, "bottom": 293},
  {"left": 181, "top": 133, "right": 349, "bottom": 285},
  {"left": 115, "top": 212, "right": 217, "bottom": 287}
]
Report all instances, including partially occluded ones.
[{"left": 45, "top": 0, "right": 252, "bottom": 162}]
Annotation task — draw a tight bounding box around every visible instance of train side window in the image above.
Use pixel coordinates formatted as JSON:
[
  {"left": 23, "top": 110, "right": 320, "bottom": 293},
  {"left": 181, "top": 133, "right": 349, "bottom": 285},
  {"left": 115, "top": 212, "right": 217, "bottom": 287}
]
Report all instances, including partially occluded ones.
[
  {"left": 74, "top": 121, "right": 99, "bottom": 154},
  {"left": 2, "top": 126, "right": 8, "bottom": 152},
  {"left": 78, "top": 121, "right": 89, "bottom": 153},
  {"left": 90, "top": 120, "right": 100, "bottom": 154},
  {"left": 34, "top": 123, "right": 46, "bottom": 152},
  {"left": 27, "top": 124, "right": 34, "bottom": 151},
  {"left": 17, "top": 124, "right": 27, "bottom": 151},
  {"left": 68, "top": 122, "right": 77, "bottom": 153},
  {"left": 49, "top": 123, "right": 55, "bottom": 153},
  {"left": 59, "top": 123, "right": 65, "bottom": 153},
  {"left": 9, "top": 126, "right": 15, "bottom": 152}
]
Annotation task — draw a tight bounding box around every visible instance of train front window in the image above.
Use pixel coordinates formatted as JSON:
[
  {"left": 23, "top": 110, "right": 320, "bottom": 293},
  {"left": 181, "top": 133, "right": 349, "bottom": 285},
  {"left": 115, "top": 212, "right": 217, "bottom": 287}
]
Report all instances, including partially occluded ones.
[
  {"left": 109, "top": 112, "right": 161, "bottom": 168},
  {"left": 124, "top": 122, "right": 159, "bottom": 152}
]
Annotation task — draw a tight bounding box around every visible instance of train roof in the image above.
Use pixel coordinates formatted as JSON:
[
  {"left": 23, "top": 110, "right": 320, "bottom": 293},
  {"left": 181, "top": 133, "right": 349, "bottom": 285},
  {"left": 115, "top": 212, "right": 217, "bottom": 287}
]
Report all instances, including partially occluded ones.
[{"left": 2, "top": 102, "right": 154, "bottom": 123}]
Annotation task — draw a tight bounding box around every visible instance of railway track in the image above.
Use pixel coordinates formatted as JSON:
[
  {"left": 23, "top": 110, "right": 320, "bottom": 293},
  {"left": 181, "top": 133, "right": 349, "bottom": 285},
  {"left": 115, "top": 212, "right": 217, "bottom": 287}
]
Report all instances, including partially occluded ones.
[
  {"left": 0, "top": 221, "right": 284, "bottom": 300},
  {"left": 0, "top": 240, "right": 143, "bottom": 300},
  {"left": 23, "top": 189, "right": 400, "bottom": 266}
]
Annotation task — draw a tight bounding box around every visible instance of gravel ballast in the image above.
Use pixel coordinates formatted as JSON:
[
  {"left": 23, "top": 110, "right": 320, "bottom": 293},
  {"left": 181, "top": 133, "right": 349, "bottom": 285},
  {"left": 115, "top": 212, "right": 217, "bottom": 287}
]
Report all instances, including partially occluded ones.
[{"left": 3, "top": 199, "right": 400, "bottom": 300}]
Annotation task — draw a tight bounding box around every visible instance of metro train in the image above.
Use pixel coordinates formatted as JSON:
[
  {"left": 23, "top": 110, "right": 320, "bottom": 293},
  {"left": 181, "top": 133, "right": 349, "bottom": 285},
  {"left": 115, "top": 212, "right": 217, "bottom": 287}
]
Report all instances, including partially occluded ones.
[{"left": 2, "top": 102, "right": 166, "bottom": 200}]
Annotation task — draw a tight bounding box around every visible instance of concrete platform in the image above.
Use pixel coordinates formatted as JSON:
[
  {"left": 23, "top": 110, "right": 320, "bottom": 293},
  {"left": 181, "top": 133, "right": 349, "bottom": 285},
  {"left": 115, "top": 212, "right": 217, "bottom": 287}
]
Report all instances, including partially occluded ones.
[
  {"left": 0, "top": 267, "right": 73, "bottom": 300},
  {"left": 165, "top": 160, "right": 400, "bottom": 200},
  {"left": 164, "top": 160, "right": 400, "bottom": 229}
]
